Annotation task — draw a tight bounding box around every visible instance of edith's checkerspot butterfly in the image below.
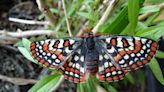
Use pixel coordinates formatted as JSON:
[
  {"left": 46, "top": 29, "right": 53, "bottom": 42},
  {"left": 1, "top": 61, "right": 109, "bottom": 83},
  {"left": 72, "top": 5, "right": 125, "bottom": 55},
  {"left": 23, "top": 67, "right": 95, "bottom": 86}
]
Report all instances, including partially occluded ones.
[{"left": 30, "top": 34, "right": 158, "bottom": 83}]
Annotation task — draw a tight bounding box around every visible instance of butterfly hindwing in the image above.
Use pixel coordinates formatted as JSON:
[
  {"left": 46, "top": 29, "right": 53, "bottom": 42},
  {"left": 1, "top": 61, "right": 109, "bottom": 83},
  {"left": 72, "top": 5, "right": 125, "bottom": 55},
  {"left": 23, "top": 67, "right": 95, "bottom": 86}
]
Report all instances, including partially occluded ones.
[
  {"left": 95, "top": 44, "right": 128, "bottom": 82},
  {"left": 30, "top": 39, "right": 78, "bottom": 68},
  {"left": 59, "top": 43, "right": 87, "bottom": 83}
]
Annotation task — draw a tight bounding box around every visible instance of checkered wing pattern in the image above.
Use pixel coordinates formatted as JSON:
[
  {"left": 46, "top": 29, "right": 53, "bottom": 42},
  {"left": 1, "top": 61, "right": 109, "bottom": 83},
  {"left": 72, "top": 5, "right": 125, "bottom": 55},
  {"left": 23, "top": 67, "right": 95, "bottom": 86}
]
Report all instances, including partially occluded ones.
[
  {"left": 30, "top": 39, "right": 78, "bottom": 68},
  {"left": 59, "top": 44, "right": 87, "bottom": 83},
  {"left": 95, "top": 35, "right": 158, "bottom": 82}
]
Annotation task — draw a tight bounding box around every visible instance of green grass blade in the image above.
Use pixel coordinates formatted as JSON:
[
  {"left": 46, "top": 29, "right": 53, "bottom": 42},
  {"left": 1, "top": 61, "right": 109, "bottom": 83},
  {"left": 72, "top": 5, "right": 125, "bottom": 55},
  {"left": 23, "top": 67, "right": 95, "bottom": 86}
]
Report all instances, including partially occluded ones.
[
  {"left": 149, "top": 58, "right": 164, "bottom": 85},
  {"left": 18, "top": 47, "right": 37, "bottom": 63},
  {"left": 100, "top": 6, "right": 129, "bottom": 34},
  {"left": 155, "top": 50, "right": 164, "bottom": 59},
  {"left": 128, "top": 0, "right": 140, "bottom": 34},
  {"left": 28, "top": 74, "right": 62, "bottom": 92},
  {"left": 139, "top": 5, "right": 160, "bottom": 14}
]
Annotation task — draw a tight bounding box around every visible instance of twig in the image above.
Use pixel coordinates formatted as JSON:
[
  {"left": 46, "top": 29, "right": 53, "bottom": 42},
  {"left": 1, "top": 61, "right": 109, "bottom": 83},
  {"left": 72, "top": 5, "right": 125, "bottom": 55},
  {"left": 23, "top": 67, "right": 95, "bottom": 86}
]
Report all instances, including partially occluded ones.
[
  {"left": 0, "top": 30, "right": 55, "bottom": 38},
  {"left": 0, "top": 74, "right": 38, "bottom": 85},
  {"left": 9, "top": 17, "right": 49, "bottom": 25},
  {"left": 36, "top": 0, "right": 56, "bottom": 27},
  {"left": 92, "top": 0, "right": 116, "bottom": 34},
  {"left": 61, "top": 0, "right": 73, "bottom": 37},
  {"left": 139, "top": 3, "right": 164, "bottom": 21}
]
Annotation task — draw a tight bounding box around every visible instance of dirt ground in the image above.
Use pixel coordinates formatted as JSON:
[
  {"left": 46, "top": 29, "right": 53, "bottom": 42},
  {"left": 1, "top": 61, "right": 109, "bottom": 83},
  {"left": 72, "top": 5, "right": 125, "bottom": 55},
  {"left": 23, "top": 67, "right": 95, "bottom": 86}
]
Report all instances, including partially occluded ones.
[{"left": 0, "top": 0, "right": 75, "bottom": 92}]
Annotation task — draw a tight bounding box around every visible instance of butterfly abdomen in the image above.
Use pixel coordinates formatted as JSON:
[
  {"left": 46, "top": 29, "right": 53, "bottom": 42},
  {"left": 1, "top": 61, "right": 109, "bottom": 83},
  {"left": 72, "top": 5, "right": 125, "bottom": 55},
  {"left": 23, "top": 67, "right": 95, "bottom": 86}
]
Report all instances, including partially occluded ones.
[{"left": 86, "top": 60, "right": 98, "bottom": 74}]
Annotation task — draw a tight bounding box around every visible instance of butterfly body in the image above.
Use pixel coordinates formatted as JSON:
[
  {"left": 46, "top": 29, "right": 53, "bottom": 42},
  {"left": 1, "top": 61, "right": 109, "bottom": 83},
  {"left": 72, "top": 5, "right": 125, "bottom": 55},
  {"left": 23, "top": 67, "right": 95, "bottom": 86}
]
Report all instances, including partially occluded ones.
[{"left": 30, "top": 34, "right": 158, "bottom": 83}]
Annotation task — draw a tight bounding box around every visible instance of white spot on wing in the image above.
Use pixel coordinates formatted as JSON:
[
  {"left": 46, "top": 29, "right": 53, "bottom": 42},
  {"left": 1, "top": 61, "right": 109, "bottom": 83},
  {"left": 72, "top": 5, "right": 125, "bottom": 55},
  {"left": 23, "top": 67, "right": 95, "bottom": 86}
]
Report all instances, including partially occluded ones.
[
  {"left": 80, "top": 56, "right": 84, "bottom": 62},
  {"left": 52, "top": 54, "right": 56, "bottom": 59},
  {"left": 107, "top": 47, "right": 115, "bottom": 53},
  {"left": 75, "top": 74, "right": 79, "bottom": 78},
  {"left": 99, "top": 55, "right": 103, "bottom": 61},
  {"left": 40, "top": 41, "right": 44, "bottom": 45},
  {"left": 141, "top": 39, "right": 147, "bottom": 43},
  {"left": 76, "top": 63, "right": 80, "bottom": 69},
  {"left": 55, "top": 59, "right": 60, "bottom": 63},
  {"left": 69, "top": 40, "right": 75, "bottom": 44},
  {"left": 48, "top": 59, "right": 52, "bottom": 63},
  {"left": 124, "top": 55, "right": 129, "bottom": 59},
  {"left": 105, "top": 38, "right": 111, "bottom": 43},
  {"left": 106, "top": 73, "right": 111, "bottom": 77},
  {"left": 58, "top": 40, "right": 64, "bottom": 48},
  {"left": 119, "top": 60, "right": 125, "bottom": 64},
  {"left": 104, "top": 54, "right": 109, "bottom": 59},
  {"left": 112, "top": 71, "right": 116, "bottom": 75},
  {"left": 74, "top": 55, "right": 79, "bottom": 61},
  {"left": 129, "top": 60, "right": 134, "bottom": 65},
  {"left": 117, "top": 38, "right": 123, "bottom": 47},
  {"left": 104, "top": 62, "right": 109, "bottom": 68},
  {"left": 49, "top": 40, "right": 55, "bottom": 50},
  {"left": 70, "top": 72, "right": 73, "bottom": 75},
  {"left": 80, "top": 67, "right": 85, "bottom": 73},
  {"left": 65, "top": 47, "right": 72, "bottom": 53}
]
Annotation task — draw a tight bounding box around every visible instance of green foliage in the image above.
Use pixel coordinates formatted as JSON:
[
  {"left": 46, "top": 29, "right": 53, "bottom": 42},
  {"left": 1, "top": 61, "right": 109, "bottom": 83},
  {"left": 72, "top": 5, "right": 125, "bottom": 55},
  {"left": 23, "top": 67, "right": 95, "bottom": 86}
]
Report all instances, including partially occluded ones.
[
  {"left": 18, "top": 0, "right": 164, "bottom": 92},
  {"left": 28, "top": 74, "right": 62, "bottom": 92},
  {"left": 149, "top": 58, "right": 164, "bottom": 85}
]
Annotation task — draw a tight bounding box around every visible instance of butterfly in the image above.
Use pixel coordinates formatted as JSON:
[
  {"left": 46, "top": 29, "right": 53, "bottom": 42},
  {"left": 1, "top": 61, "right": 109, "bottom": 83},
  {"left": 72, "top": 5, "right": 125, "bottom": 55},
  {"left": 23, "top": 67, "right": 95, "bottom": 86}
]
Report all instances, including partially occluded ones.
[{"left": 30, "top": 33, "right": 158, "bottom": 83}]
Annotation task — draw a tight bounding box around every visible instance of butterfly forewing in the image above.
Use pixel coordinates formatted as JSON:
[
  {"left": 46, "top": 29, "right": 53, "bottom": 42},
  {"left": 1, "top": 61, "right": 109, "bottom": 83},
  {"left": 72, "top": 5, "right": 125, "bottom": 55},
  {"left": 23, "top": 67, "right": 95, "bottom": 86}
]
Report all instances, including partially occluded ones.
[{"left": 30, "top": 39, "right": 78, "bottom": 68}]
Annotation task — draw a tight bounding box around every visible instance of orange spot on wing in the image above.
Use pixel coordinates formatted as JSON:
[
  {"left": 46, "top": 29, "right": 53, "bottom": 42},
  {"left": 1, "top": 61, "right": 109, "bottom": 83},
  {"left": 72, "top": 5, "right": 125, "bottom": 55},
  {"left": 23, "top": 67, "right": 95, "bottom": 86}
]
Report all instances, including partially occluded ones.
[
  {"left": 106, "top": 77, "right": 112, "bottom": 81},
  {"left": 111, "top": 38, "right": 117, "bottom": 45},
  {"left": 64, "top": 40, "right": 70, "bottom": 46},
  {"left": 50, "top": 65, "right": 56, "bottom": 68},
  {"left": 152, "top": 42, "right": 158, "bottom": 47},
  {"left": 66, "top": 67, "right": 70, "bottom": 71},
  {"left": 105, "top": 68, "right": 110, "bottom": 72},
  {"left": 137, "top": 61, "right": 142, "bottom": 66},
  {"left": 31, "top": 50, "right": 36, "bottom": 54},
  {"left": 58, "top": 54, "right": 65, "bottom": 61},
  {"left": 70, "top": 68, "right": 75, "bottom": 72},
  {"left": 69, "top": 77, "right": 73, "bottom": 81},
  {"left": 54, "top": 51, "right": 61, "bottom": 56},
  {"left": 132, "top": 64, "right": 137, "bottom": 68},
  {"left": 151, "top": 46, "right": 157, "bottom": 51},
  {"left": 74, "top": 78, "right": 79, "bottom": 82},
  {"left": 147, "top": 56, "right": 152, "bottom": 60},
  {"left": 143, "top": 60, "right": 148, "bottom": 64},
  {"left": 119, "top": 50, "right": 126, "bottom": 56},
  {"left": 113, "top": 76, "right": 118, "bottom": 80},
  {"left": 99, "top": 75, "right": 105, "bottom": 80},
  {"left": 44, "top": 62, "right": 49, "bottom": 67},
  {"left": 40, "top": 60, "right": 45, "bottom": 63},
  {"left": 119, "top": 74, "right": 124, "bottom": 79},
  {"left": 127, "top": 50, "right": 132, "bottom": 54},
  {"left": 111, "top": 67, "right": 116, "bottom": 71},
  {"left": 150, "top": 52, "right": 154, "bottom": 56},
  {"left": 114, "top": 55, "right": 122, "bottom": 62},
  {"left": 134, "top": 41, "right": 141, "bottom": 53},
  {"left": 64, "top": 75, "right": 68, "bottom": 78},
  {"left": 33, "top": 54, "right": 37, "bottom": 58},
  {"left": 43, "top": 43, "right": 48, "bottom": 51},
  {"left": 36, "top": 57, "right": 40, "bottom": 61},
  {"left": 75, "top": 70, "right": 80, "bottom": 74}
]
